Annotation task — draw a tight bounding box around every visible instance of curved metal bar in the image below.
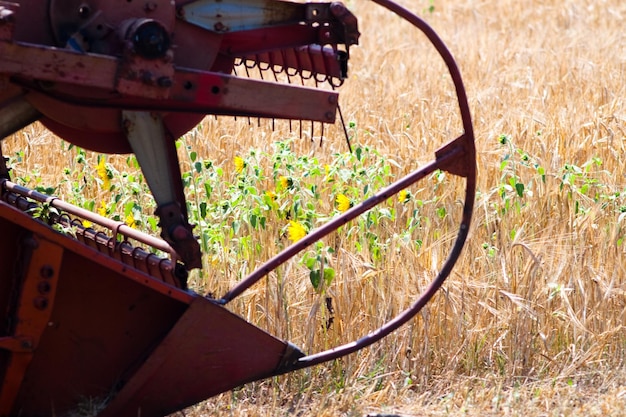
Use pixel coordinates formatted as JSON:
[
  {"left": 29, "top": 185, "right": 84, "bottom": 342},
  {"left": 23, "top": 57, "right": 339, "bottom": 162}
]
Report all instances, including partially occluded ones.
[
  {"left": 219, "top": 0, "right": 476, "bottom": 372},
  {"left": 370, "top": 0, "right": 475, "bottom": 138},
  {"left": 287, "top": 0, "right": 476, "bottom": 370},
  {"left": 221, "top": 132, "right": 473, "bottom": 304},
  {"left": 0, "top": 179, "right": 176, "bottom": 257}
]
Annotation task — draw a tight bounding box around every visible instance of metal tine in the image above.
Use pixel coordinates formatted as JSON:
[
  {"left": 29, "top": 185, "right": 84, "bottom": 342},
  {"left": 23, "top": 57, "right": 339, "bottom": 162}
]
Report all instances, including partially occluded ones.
[
  {"left": 242, "top": 59, "right": 254, "bottom": 126},
  {"left": 336, "top": 99, "right": 352, "bottom": 153},
  {"left": 232, "top": 47, "right": 341, "bottom": 140},
  {"left": 277, "top": 48, "right": 297, "bottom": 134},
  {"left": 283, "top": 48, "right": 300, "bottom": 78},
  {"left": 244, "top": 55, "right": 257, "bottom": 70},
  {"left": 254, "top": 54, "right": 271, "bottom": 128},
  {"left": 312, "top": 59, "right": 323, "bottom": 143},
  {"left": 269, "top": 50, "right": 283, "bottom": 77},
  {"left": 298, "top": 46, "right": 314, "bottom": 81},
  {"left": 256, "top": 53, "right": 271, "bottom": 72},
  {"left": 329, "top": 44, "right": 345, "bottom": 88},
  {"left": 318, "top": 46, "right": 340, "bottom": 145},
  {"left": 269, "top": 50, "right": 285, "bottom": 133},
  {"left": 295, "top": 46, "right": 315, "bottom": 140},
  {"left": 231, "top": 61, "right": 240, "bottom": 122},
  {"left": 322, "top": 44, "right": 333, "bottom": 85},
  {"left": 312, "top": 44, "right": 331, "bottom": 84},
  {"left": 288, "top": 48, "right": 308, "bottom": 136},
  {"left": 242, "top": 55, "right": 265, "bottom": 126}
]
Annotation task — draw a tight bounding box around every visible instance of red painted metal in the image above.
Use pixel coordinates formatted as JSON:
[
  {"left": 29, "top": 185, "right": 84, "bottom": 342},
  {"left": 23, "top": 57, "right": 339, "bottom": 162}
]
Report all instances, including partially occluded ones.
[
  {"left": 0, "top": 200, "right": 301, "bottom": 416},
  {"left": 0, "top": 0, "right": 476, "bottom": 415},
  {"left": 0, "top": 0, "right": 352, "bottom": 155},
  {"left": 2, "top": 180, "right": 185, "bottom": 287},
  {"left": 0, "top": 235, "right": 63, "bottom": 416}
]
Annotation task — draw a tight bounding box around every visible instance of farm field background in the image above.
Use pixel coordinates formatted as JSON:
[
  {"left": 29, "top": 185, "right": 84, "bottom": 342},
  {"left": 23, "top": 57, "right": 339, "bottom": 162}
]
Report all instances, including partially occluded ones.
[{"left": 2, "top": 0, "right": 626, "bottom": 415}]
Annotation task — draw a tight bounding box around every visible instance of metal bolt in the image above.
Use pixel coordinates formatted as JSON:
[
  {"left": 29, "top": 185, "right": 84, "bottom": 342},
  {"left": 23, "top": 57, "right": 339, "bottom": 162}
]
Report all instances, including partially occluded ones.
[
  {"left": 157, "top": 76, "right": 172, "bottom": 87},
  {"left": 325, "top": 111, "right": 335, "bottom": 121},
  {"left": 141, "top": 71, "right": 153, "bottom": 84},
  {"left": 144, "top": 1, "right": 158, "bottom": 12},
  {"left": 22, "top": 236, "right": 38, "bottom": 249},
  {"left": 40, "top": 265, "right": 54, "bottom": 279},
  {"left": 78, "top": 5, "right": 91, "bottom": 19},
  {"left": 328, "top": 95, "right": 338, "bottom": 104},
  {"left": 330, "top": 2, "right": 346, "bottom": 16},
  {"left": 38, "top": 281, "right": 51, "bottom": 294},
  {"left": 33, "top": 297, "right": 48, "bottom": 310},
  {"left": 213, "top": 22, "right": 227, "bottom": 32}
]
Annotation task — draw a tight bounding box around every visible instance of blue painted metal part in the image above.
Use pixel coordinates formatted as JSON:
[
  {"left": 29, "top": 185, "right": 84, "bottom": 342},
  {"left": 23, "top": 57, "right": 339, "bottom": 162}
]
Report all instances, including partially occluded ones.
[{"left": 180, "top": 0, "right": 327, "bottom": 33}]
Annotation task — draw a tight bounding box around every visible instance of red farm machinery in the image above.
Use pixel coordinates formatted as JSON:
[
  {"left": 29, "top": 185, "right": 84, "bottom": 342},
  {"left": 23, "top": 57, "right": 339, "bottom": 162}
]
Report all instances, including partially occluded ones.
[{"left": 0, "top": 0, "right": 476, "bottom": 415}]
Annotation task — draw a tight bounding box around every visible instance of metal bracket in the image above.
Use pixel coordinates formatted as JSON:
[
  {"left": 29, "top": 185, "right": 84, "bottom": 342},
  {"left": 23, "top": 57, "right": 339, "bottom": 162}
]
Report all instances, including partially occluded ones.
[{"left": 0, "top": 235, "right": 63, "bottom": 416}]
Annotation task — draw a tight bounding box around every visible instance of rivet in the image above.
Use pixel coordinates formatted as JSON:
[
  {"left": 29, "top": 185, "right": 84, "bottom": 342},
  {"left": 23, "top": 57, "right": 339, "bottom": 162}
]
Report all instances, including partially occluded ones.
[
  {"left": 40, "top": 265, "right": 54, "bottom": 279},
  {"left": 157, "top": 76, "right": 172, "bottom": 87},
  {"left": 144, "top": 1, "right": 158, "bottom": 12},
  {"left": 38, "top": 281, "right": 51, "bottom": 294},
  {"left": 33, "top": 297, "right": 48, "bottom": 310},
  {"left": 78, "top": 5, "right": 91, "bottom": 19}
]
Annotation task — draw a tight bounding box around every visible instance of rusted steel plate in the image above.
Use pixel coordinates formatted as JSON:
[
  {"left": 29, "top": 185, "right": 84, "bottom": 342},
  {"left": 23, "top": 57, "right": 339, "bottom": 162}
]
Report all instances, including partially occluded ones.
[
  {"left": 100, "top": 295, "right": 303, "bottom": 417},
  {"left": 0, "top": 200, "right": 302, "bottom": 416},
  {"left": 0, "top": 202, "right": 189, "bottom": 416}
]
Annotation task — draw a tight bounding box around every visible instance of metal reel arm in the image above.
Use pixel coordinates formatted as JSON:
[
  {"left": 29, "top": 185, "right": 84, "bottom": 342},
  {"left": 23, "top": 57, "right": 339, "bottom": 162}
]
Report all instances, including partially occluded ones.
[{"left": 218, "top": 0, "right": 477, "bottom": 372}]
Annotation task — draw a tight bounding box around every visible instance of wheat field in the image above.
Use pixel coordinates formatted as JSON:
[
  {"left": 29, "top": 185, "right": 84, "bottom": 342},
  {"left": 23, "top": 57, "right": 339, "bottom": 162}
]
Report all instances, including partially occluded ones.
[{"left": 2, "top": 0, "right": 626, "bottom": 416}]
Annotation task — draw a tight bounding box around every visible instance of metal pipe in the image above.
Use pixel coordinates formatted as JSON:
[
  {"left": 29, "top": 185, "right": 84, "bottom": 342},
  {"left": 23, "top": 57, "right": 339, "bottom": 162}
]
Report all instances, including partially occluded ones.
[{"left": 0, "top": 179, "right": 176, "bottom": 257}]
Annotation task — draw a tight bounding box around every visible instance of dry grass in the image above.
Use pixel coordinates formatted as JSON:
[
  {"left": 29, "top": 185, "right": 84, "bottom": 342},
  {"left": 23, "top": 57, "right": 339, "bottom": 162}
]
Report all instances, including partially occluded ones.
[{"left": 2, "top": 0, "right": 626, "bottom": 415}]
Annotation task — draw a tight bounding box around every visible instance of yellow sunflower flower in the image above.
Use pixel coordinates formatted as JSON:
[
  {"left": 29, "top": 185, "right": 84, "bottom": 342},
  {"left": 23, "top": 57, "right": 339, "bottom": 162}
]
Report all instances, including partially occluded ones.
[
  {"left": 125, "top": 212, "right": 136, "bottom": 229},
  {"left": 335, "top": 194, "right": 351, "bottom": 212},
  {"left": 96, "top": 157, "right": 110, "bottom": 190},
  {"left": 278, "top": 175, "right": 290, "bottom": 190},
  {"left": 323, "top": 164, "right": 334, "bottom": 183},
  {"left": 97, "top": 200, "right": 108, "bottom": 217},
  {"left": 82, "top": 220, "right": 93, "bottom": 228},
  {"left": 287, "top": 220, "right": 306, "bottom": 242},
  {"left": 233, "top": 156, "right": 245, "bottom": 174},
  {"left": 398, "top": 189, "right": 411, "bottom": 204}
]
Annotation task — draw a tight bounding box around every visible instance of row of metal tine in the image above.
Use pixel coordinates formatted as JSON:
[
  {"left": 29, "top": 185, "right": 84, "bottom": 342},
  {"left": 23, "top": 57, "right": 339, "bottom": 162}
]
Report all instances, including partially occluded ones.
[
  {"left": 231, "top": 45, "right": 348, "bottom": 143},
  {"left": 236, "top": 44, "right": 347, "bottom": 87},
  {"left": 0, "top": 179, "right": 187, "bottom": 289}
]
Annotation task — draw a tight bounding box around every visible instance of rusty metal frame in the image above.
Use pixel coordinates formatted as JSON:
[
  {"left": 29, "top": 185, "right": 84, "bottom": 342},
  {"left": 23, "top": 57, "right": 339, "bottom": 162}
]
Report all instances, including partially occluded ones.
[
  {"left": 2, "top": 49, "right": 339, "bottom": 122},
  {"left": 0, "top": 200, "right": 195, "bottom": 303},
  {"left": 1, "top": 180, "right": 175, "bottom": 256},
  {"left": 0, "top": 179, "right": 189, "bottom": 287},
  {"left": 0, "top": 235, "right": 63, "bottom": 415},
  {"left": 0, "top": 1, "right": 342, "bottom": 123}
]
